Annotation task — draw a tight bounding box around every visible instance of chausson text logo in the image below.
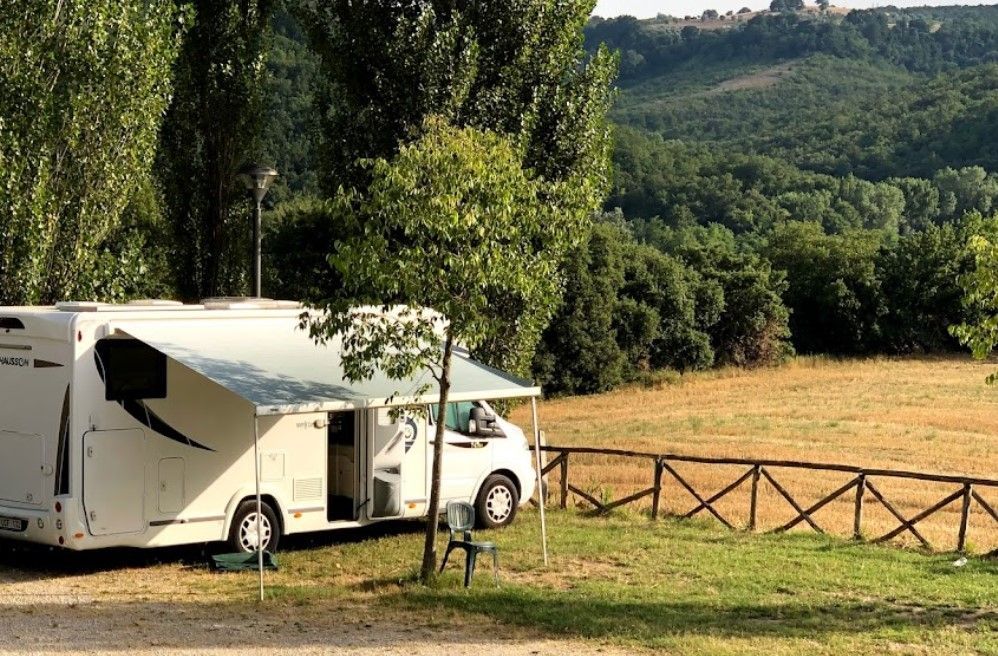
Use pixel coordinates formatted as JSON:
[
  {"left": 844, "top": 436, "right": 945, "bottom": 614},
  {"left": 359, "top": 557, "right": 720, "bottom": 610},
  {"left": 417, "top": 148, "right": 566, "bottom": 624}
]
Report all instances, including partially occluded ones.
[{"left": 0, "top": 355, "right": 29, "bottom": 368}]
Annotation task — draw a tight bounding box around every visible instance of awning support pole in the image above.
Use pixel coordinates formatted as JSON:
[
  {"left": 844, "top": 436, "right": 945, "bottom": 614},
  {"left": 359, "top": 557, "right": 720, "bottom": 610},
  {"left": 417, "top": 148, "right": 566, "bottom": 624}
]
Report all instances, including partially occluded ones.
[
  {"left": 531, "top": 397, "right": 548, "bottom": 566},
  {"left": 253, "top": 414, "right": 264, "bottom": 601}
]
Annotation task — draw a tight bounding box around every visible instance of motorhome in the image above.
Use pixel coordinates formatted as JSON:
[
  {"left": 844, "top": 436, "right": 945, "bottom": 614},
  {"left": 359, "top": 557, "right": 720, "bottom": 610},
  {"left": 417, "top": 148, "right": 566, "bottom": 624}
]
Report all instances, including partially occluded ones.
[{"left": 0, "top": 300, "right": 538, "bottom": 553}]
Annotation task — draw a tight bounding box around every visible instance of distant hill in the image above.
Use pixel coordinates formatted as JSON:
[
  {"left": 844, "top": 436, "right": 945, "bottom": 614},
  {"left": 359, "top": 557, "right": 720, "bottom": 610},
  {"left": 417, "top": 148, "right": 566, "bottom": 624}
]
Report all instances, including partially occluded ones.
[
  {"left": 586, "top": 5, "right": 998, "bottom": 191},
  {"left": 604, "top": 4, "right": 852, "bottom": 33}
]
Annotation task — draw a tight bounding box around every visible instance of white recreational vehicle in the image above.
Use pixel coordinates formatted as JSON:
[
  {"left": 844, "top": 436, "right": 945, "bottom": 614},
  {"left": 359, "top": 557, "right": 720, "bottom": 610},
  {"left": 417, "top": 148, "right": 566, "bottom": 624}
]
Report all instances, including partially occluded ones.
[{"left": 0, "top": 300, "right": 539, "bottom": 554}]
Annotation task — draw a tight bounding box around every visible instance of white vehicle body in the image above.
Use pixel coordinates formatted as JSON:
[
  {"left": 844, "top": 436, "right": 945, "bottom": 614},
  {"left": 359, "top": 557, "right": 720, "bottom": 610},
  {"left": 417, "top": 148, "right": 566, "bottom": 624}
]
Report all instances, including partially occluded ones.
[{"left": 0, "top": 301, "right": 537, "bottom": 551}]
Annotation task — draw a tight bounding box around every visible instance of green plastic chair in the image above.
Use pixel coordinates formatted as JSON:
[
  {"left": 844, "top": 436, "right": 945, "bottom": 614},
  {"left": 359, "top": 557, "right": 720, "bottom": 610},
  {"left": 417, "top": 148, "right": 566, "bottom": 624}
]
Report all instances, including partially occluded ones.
[{"left": 439, "top": 501, "right": 499, "bottom": 587}]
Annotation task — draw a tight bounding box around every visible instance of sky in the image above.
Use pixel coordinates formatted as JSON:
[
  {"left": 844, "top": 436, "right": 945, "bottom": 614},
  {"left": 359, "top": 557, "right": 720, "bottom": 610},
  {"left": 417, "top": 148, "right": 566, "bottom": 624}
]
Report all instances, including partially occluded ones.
[{"left": 593, "top": 0, "right": 997, "bottom": 19}]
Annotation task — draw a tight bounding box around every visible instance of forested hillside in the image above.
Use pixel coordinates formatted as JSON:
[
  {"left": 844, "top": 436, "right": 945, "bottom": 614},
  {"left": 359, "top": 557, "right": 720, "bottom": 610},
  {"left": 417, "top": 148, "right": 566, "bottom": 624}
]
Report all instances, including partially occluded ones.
[
  {"left": 7, "top": 3, "right": 996, "bottom": 399},
  {"left": 514, "top": 5, "right": 998, "bottom": 395},
  {"left": 245, "top": 5, "right": 998, "bottom": 396}
]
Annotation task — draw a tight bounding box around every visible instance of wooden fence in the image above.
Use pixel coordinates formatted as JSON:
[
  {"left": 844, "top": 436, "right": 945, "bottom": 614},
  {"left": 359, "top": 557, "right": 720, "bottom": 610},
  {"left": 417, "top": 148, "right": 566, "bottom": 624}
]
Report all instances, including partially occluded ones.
[{"left": 534, "top": 446, "right": 998, "bottom": 553}]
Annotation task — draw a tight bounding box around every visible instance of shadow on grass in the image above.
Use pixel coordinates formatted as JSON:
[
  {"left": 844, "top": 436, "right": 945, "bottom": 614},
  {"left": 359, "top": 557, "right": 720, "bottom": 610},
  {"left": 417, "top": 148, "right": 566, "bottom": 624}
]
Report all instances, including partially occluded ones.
[
  {"left": 393, "top": 587, "right": 998, "bottom": 643},
  {"left": 0, "top": 519, "right": 425, "bottom": 581}
]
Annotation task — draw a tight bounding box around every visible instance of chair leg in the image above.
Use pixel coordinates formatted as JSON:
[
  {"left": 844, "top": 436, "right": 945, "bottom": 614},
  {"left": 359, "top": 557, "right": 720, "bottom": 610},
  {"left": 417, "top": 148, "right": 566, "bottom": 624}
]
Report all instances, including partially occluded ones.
[
  {"left": 464, "top": 550, "right": 478, "bottom": 588},
  {"left": 492, "top": 550, "right": 499, "bottom": 586},
  {"left": 439, "top": 544, "right": 454, "bottom": 573}
]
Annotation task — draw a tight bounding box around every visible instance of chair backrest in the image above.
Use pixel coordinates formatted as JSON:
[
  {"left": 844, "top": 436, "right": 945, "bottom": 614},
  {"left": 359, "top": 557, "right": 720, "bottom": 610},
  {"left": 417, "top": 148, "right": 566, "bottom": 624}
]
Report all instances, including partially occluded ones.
[{"left": 446, "top": 501, "right": 475, "bottom": 533}]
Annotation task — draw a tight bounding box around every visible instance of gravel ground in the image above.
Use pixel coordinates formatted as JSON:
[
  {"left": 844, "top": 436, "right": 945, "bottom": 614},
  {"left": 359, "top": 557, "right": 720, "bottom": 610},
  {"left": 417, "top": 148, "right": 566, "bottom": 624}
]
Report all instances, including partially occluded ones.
[
  {"left": 0, "top": 602, "right": 636, "bottom": 655},
  {"left": 0, "top": 546, "right": 637, "bottom": 656}
]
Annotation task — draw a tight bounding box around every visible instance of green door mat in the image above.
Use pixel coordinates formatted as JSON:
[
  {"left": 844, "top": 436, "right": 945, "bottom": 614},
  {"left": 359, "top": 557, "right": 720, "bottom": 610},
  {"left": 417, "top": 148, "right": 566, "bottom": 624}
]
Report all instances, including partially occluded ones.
[{"left": 210, "top": 551, "right": 279, "bottom": 572}]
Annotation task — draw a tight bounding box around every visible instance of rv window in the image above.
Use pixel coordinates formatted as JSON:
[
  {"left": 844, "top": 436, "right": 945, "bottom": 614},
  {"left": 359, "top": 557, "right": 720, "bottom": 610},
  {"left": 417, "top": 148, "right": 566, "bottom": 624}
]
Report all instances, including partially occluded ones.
[
  {"left": 429, "top": 402, "right": 478, "bottom": 434},
  {"left": 95, "top": 339, "right": 167, "bottom": 401},
  {"left": 0, "top": 317, "right": 24, "bottom": 330}
]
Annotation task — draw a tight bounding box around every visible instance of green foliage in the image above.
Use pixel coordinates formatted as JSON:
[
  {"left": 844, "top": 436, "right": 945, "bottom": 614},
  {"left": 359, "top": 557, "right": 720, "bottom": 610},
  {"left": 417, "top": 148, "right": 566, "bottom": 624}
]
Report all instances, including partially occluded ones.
[
  {"left": 637, "top": 222, "right": 793, "bottom": 367},
  {"left": 0, "top": 0, "right": 184, "bottom": 304},
  {"left": 588, "top": 6, "right": 998, "bottom": 85},
  {"left": 604, "top": 125, "right": 994, "bottom": 361},
  {"left": 878, "top": 223, "right": 969, "bottom": 354},
  {"left": 622, "top": 240, "right": 715, "bottom": 372},
  {"left": 301, "top": 0, "right": 617, "bottom": 190},
  {"left": 307, "top": 120, "right": 581, "bottom": 367},
  {"left": 157, "top": 0, "right": 274, "bottom": 300},
  {"left": 533, "top": 222, "right": 628, "bottom": 396},
  {"left": 765, "top": 222, "right": 886, "bottom": 355},
  {"left": 933, "top": 167, "right": 998, "bottom": 221},
  {"left": 536, "top": 216, "right": 792, "bottom": 396},
  {"left": 298, "top": 0, "right": 617, "bottom": 377},
  {"left": 305, "top": 119, "right": 583, "bottom": 579},
  {"left": 950, "top": 213, "right": 998, "bottom": 382},
  {"left": 535, "top": 217, "right": 717, "bottom": 395},
  {"left": 92, "top": 177, "right": 177, "bottom": 303},
  {"left": 770, "top": 0, "right": 804, "bottom": 13},
  {"left": 263, "top": 196, "right": 344, "bottom": 301},
  {"left": 603, "top": 29, "right": 998, "bottom": 180},
  {"left": 258, "top": 10, "right": 323, "bottom": 205}
]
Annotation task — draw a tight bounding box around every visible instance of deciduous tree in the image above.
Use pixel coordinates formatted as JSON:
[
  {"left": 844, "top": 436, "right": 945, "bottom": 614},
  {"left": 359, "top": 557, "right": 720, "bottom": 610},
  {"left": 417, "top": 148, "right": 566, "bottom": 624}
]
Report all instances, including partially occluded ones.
[
  {"left": 305, "top": 120, "right": 584, "bottom": 582},
  {"left": 298, "top": 0, "right": 617, "bottom": 377}
]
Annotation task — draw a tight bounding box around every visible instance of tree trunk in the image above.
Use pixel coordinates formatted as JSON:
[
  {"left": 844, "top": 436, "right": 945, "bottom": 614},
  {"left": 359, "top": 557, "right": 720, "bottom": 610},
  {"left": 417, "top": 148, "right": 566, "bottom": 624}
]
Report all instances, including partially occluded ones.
[{"left": 420, "top": 331, "right": 454, "bottom": 583}]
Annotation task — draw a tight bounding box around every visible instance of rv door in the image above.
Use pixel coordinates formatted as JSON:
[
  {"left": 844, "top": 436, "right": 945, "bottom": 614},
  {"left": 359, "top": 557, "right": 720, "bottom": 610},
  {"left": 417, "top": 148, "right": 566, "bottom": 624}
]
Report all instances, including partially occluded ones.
[
  {"left": 83, "top": 429, "right": 146, "bottom": 535},
  {"left": 0, "top": 430, "right": 45, "bottom": 506},
  {"left": 367, "top": 409, "right": 425, "bottom": 520}
]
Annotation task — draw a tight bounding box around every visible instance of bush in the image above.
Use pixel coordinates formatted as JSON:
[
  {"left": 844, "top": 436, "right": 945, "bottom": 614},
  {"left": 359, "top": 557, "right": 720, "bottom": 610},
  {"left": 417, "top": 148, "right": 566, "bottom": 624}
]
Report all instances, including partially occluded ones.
[
  {"left": 765, "top": 222, "right": 885, "bottom": 354},
  {"left": 263, "top": 196, "right": 345, "bottom": 301}
]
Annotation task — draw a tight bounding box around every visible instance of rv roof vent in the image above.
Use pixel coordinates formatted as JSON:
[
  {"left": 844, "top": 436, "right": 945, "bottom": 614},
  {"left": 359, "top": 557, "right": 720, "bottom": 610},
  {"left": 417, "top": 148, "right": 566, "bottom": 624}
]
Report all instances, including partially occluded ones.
[
  {"left": 202, "top": 297, "right": 301, "bottom": 310},
  {"left": 55, "top": 301, "right": 105, "bottom": 312},
  {"left": 126, "top": 299, "right": 184, "bottom": 307}
]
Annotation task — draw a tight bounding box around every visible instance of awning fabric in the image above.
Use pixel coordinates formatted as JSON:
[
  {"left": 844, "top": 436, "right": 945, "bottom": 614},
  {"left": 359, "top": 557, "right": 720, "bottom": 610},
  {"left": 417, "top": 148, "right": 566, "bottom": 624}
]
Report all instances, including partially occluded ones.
[{"left": 111, "top": 317, "right": 540, "bottom": 416}]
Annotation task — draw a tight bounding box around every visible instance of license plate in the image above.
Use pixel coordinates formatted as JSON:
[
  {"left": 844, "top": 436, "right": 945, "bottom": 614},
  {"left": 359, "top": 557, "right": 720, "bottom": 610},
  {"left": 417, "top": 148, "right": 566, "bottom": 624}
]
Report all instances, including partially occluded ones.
[{"left": 0, "top": 516, "right": 26, "bottom": 532}]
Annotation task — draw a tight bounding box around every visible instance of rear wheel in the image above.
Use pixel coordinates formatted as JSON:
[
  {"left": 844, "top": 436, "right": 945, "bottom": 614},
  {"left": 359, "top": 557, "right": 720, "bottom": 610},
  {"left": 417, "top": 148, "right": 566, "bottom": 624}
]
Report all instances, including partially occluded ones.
[
  {"left": 475, "top": 474, "right": 519, "bottom": 529},
  {"left": 228, "top": 500, "right": 281, "bottom": 553}
]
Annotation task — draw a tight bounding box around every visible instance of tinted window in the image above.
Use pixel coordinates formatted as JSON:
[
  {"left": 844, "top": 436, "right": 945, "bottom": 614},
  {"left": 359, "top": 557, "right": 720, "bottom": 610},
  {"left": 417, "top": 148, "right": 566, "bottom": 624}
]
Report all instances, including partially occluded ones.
[
  {"left": 95, "top": 339, "right": 167, "bottom": 401},
  {"left": 430, "top": 401, "right": 479, "bottom": 434}
]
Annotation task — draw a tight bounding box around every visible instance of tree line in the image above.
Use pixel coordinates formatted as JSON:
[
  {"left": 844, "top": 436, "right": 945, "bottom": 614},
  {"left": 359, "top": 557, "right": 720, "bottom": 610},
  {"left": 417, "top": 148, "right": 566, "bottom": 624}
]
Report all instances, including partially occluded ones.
[
  {"left": 4, "top": 1, "right": 998, "bottom": 404},
  {"left": 587, "top": 6, "right": 998, "bottom": 81},
  {"left": 0, "top": 0, "right": 616, "bottom": 384}
]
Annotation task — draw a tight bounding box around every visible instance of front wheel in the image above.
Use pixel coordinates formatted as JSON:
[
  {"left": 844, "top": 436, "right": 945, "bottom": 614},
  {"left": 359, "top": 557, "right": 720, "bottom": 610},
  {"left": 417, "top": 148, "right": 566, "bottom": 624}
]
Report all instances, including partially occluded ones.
[
  {"left": 228, "top": 500, "right": 281, "bottom": 553},
  {"left": 475, "top": 474, "right": 519, "bottom": 529}
]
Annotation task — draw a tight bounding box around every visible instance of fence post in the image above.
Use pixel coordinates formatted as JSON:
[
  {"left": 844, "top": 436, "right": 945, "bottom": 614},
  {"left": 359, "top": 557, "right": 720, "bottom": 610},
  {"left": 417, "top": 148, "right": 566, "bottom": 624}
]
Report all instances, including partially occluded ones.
[
  {"left": 651, "top": 458, "right": 664, "bottom": 520},
  {"left": 749, "top": 464, "right": 761, "bottom": 531},
  {"left": 559, "top": 452, "right": 569, "bottom": 510},
  {"left": 853, "top": 473, "right": 866, "bottom": 541},
  {"left": 957, "top": 482, "right": 972, "bottom": 553}
]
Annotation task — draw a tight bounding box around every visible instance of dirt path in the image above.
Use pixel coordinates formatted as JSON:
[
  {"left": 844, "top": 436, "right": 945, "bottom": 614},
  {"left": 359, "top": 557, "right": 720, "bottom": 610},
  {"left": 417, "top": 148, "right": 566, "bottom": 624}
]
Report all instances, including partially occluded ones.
[
  {"left": 0, "top": 601, "right": 637, "bottom": 655},
  {"left": 0, "top": 554, "right": 638, "bottom": 656}
]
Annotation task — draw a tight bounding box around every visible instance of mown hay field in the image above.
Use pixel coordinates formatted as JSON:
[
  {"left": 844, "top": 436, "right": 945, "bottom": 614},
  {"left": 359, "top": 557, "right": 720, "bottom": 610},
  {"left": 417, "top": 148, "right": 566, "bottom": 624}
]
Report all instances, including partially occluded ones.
[{"left": 511, "top": 356, "right": 998, "bottom": 553}]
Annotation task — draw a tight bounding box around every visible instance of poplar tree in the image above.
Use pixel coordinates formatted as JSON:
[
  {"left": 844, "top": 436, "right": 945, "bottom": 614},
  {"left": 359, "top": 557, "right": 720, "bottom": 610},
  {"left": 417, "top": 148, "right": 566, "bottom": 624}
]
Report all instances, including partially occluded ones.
[
  {"left": 0, "top": 0, "right": 184, "bottom": 304},
  {"left": 299, "top": 0, "right": 618, "bottom": 376}
]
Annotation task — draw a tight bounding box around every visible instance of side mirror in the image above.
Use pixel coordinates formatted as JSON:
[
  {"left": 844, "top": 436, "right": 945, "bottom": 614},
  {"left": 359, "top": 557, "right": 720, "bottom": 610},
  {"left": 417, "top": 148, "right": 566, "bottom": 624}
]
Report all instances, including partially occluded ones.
[{"left": 469, "top": 407, "right": 505, "bottom": 438}]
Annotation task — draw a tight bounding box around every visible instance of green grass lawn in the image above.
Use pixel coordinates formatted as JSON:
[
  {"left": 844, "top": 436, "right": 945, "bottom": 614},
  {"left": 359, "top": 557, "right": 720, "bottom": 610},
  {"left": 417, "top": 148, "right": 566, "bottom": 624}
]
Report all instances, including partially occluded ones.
[{"left": 252, "top": 509, "right": 997, "bottom": 655}]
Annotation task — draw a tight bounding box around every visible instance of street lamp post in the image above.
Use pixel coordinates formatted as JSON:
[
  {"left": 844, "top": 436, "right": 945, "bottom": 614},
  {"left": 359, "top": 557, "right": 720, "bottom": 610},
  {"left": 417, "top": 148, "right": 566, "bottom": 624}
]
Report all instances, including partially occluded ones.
[{"left": 238, "top": 163, "right": 279, "bottom": 298}]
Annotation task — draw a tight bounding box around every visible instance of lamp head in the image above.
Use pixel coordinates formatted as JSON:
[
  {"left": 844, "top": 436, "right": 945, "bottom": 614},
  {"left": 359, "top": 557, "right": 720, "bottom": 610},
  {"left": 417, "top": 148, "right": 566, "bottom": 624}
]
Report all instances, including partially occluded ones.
[{"left": 238, "top": 163, "right": 278, "bottom": 203}]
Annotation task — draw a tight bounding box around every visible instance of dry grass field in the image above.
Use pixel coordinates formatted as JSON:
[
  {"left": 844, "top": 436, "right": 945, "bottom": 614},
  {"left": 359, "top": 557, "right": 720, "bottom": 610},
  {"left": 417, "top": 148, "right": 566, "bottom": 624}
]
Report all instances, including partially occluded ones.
[{"left": 511, "top": 356, "right": 998, "bottom": 553}]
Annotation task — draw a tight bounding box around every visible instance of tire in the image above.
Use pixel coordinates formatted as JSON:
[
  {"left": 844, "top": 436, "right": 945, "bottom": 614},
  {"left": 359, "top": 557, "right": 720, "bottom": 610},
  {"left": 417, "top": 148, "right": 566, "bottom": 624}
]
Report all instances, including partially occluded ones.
[
  {"left": 228, "top": 500, "right": 281, "bottom": 553},
  {"left": 475, "top": 474, "right": 519, "bottom": 529}
]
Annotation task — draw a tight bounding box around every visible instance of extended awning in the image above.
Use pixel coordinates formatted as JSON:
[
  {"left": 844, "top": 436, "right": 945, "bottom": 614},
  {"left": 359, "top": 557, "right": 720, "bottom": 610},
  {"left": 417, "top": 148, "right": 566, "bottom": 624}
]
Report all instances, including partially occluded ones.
[
  {"left": 111, "top": 314, "right": 548, "bottom": 599},
  {"left": 110, "top": 316, "right": 540, "bottom": 416}
]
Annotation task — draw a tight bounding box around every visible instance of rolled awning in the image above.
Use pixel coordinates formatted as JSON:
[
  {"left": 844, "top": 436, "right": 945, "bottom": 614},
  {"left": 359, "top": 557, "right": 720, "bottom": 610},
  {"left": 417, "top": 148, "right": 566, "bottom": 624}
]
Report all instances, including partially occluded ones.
[{"left": 110, "top": 316, "right": 540, "bottom": 416}]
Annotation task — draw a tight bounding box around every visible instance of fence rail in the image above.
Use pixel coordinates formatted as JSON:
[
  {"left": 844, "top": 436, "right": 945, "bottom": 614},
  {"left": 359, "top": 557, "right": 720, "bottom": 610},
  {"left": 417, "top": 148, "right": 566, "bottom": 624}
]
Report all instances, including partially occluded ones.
[{"left": 534, "top": 446, "right": 998, "bottom": 553}]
